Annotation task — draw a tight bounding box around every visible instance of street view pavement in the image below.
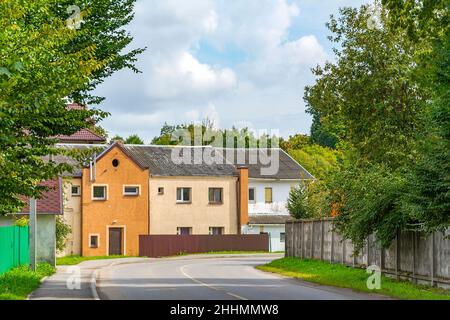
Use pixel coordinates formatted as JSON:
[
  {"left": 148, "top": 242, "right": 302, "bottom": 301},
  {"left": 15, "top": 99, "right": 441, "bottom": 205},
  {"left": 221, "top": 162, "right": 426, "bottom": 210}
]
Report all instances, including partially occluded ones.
[{"left": 30, "top": 254, "right": 390, "bottom": 300}]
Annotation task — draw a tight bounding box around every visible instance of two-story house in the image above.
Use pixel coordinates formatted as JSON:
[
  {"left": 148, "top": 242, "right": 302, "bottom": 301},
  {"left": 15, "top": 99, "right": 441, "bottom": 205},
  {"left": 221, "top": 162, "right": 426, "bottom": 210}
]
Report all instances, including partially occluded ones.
[
  {"left": 56, "top": 143, "right": 312, "bottom": 256},
  {"left": 222, "top": 148, "right": 315, "bottom": 251}
]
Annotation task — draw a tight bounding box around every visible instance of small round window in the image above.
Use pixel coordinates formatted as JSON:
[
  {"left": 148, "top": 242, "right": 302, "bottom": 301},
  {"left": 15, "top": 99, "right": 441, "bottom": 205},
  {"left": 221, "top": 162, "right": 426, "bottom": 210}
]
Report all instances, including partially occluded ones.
[{"left": 112, "top": 159, "right": 120, "bottom": 167}]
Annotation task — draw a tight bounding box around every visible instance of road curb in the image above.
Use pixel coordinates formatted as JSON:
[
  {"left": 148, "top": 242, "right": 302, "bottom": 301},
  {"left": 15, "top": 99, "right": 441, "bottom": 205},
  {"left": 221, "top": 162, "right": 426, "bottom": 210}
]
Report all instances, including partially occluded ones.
[
  {"left": 90, "top": 270, "right": 100, "bottom": 300},
  {"left": 26, "top": 275, "right": 49, "bottom": 300}
]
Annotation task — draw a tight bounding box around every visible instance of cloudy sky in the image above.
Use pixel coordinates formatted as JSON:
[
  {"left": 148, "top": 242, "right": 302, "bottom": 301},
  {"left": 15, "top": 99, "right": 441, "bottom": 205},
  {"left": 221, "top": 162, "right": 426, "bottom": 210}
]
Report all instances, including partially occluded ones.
[{"left": 94, "top": 0, "right": 368, "bottom": 143}]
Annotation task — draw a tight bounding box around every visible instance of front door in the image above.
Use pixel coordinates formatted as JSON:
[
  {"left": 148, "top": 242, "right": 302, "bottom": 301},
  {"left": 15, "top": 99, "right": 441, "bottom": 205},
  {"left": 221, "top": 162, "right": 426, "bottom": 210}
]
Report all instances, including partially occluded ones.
[{"left": 109, "top": 228, "right": 123, "bottom": 255}]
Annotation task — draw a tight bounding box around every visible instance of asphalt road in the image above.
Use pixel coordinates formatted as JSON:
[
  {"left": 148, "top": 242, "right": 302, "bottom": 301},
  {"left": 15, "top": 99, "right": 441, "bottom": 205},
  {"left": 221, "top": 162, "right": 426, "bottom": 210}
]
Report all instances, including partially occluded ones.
[{"left": 96, "top": 254, "right": 388, "bottom": 300}]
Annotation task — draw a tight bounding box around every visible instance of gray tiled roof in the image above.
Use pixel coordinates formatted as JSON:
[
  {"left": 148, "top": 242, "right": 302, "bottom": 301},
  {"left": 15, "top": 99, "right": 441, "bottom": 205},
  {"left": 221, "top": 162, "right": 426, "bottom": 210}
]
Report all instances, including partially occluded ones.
[
  {"left": 220, "top": 148, "right": 314, "bottom": 179},
  {"left": 248, "top": 214, "right": 292, "bottom": 225},
  {"left": 53, "top": 144, "right": 314, "bottom": 180},
  {"left": 53, "top": 144, "right": 107, "bottom": 177},
  {"left": 124, "top": 145, "right": 238, "bottom": 177}
]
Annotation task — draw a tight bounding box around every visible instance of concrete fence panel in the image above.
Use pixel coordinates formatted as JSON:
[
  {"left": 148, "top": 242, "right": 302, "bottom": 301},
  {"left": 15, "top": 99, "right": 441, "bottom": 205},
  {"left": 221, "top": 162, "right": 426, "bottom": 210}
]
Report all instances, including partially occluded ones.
[{"left": 286, "top": 219, "right": 450, "bottom": 289}]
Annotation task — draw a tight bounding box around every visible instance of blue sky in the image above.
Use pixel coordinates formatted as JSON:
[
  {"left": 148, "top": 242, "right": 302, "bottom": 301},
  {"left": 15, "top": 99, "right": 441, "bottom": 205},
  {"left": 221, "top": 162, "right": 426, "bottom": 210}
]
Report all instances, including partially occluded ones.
[{"left": 94, "top": 0, "right": 369, "bottom": 142}]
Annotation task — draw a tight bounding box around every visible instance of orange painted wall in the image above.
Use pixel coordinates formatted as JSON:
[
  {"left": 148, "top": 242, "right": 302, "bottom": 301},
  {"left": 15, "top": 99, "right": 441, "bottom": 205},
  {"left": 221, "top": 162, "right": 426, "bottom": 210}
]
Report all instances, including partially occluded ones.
[
  {"left": 238, "top": 167, "right": 249, "bottom": 228},
  {"left": 81, "top": 145, "right": 149, "bottom": 256}
]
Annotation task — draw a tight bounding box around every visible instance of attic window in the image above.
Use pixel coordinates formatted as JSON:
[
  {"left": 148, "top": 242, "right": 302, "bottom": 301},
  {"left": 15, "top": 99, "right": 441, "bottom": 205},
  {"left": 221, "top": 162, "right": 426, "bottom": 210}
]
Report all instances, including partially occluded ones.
[{"left": 112, "top": 159, "right": 120, "bottom": 167}]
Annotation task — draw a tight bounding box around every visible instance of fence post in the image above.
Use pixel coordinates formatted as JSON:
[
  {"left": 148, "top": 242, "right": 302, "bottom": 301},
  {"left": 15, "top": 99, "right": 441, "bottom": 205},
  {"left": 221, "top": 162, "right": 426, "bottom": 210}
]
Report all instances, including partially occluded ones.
[
  {"left": 301, "top": 221, "right": 304, "bottom": 259},
  {"left": 395, "top": 230, "right": 400, "bottom": 280},
  {"left": 290, "top": 222, "right": 295, "bottom": 257},
  {"left": 367, "top": 235, "right": 370, "bottom": 267},
  {"left": 430, "top": 233, "right": 435, "bottom": 287},
  {"left": 330, "top": 225, "right": 334, "bottom": 263},
  {"left": 310, "top": 221, "right": 314, "bottom": 258},
  {"left": 29, "top": 198, "right": 37, "bottom": 271},
  {"left": 320, "top": 220, "right": 324, "bottom": 261},
  {"left": 412, "top": 231, "right": 416, "bottom": 284},
  {"left": 342, "top": 238, "right": 345, "bottom": 264}
]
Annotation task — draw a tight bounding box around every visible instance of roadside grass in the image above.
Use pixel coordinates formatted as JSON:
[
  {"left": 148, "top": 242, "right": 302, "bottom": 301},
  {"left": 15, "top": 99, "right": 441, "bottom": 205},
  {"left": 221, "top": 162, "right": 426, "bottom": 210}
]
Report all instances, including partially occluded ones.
[
  {"left": 0, "top": 263, "right": 55, "bottom": 300},
  {"left": 257, "top": 257, "right": 450, "bottom": 300},
  {"left": 57, "top": 252, "right": 274, "bottom": 265},
  {"left": 56, "top": 255, "right": 140, "bottom": 265}
]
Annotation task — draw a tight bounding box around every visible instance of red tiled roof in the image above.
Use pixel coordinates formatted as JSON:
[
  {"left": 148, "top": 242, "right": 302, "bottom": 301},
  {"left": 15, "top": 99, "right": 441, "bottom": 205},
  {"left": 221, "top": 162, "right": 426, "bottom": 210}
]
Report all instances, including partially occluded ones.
[
  {"left": 20, "top": 179, "right": 63, "bottom": 215},
  {"left": 57, "top": 128, "right": 105, "bottom": 142},
  {"left": 66, "top": 102, "right": 85, "bottom": 110}
]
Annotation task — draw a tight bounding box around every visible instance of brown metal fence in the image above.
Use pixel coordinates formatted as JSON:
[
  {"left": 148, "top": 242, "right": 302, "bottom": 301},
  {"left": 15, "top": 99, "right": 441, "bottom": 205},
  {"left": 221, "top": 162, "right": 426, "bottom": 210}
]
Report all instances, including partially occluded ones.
[{"left": 139, "top": 234, "right": 269, "bottom": 257}]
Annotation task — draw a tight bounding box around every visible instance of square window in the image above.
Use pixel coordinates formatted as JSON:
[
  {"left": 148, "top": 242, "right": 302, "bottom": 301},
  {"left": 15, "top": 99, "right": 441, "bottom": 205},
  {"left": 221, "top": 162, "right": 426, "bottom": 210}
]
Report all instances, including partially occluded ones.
[
  {"left": 158, "top": 187, "right": 164, "bottom": 195},
  {"left": 248, "top": 188, "right": 255, "bottom": 203},
  {"left": 177, "top": 227, "right": 191, "bottom": 235},
  {"left": 93, "top": 186, "right": 107, "bottom": 200},
  {"left": 209, "top": 227, "right": 224, "bottom": 235},
  {"left": 71, "top": 185, "right": 81, "bottom": 196},
  {"left": 280, "top": 233, "right": 286, "bottom": 242},
  {"left": 176, "top": 188, "right": 191, "bottom": 203},
  {"left": 208, "top": 188, "right": 223, "bottom": 204},
  {"left": 123, "top": 185, "right": 139, "bottom": 196},
  {"left": 90, "top": 235, "right": 98, "bottom": 248}
]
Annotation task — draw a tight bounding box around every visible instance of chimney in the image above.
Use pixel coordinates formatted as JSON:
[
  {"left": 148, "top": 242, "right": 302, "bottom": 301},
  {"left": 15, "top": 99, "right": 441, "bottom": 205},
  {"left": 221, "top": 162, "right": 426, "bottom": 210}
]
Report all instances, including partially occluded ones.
[{"left": 237, "top": 166, "right": 249, "bottom": 233}]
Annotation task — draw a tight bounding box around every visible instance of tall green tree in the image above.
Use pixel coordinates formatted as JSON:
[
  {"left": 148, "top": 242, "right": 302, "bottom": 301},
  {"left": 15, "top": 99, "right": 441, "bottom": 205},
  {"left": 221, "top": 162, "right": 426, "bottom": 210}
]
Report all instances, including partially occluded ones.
[
  {"left": 0, "top": 0, "right": 139, "bottom": 215},
  {"left": 303, "top": 3, "right": 437, "bottom": 250},
  {"left": 384, "top": 0, "right": 450, "bottom": 234},
  {"left": 55, "top": 0, "right": 145, "bottom": 105},
  {"left": 125, "top": 134, "right": 144, "bottom": 145}
]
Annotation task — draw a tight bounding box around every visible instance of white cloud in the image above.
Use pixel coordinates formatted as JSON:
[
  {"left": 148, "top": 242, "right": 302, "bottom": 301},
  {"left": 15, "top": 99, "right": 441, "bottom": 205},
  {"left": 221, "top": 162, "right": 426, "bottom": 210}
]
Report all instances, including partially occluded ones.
[
  {"left": 147, "top": 52, "right": 236, "bottom": 100},
  {"left": 94, "top": 0, "right": 357, "bottom": 142}
]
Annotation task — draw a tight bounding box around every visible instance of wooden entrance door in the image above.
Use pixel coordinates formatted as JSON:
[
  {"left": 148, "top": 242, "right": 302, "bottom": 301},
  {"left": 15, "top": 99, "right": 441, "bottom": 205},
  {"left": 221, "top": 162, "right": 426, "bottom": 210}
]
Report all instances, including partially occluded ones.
[{"left": 109, "top": 228, "right": 123, "bottom": 255}]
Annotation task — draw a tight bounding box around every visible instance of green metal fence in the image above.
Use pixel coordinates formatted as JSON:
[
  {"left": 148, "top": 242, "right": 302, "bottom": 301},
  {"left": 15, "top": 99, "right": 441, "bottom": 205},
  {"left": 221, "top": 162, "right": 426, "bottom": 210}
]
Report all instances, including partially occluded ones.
[{"left": 0, "top": 226, "right": 29, "bottom": 275}]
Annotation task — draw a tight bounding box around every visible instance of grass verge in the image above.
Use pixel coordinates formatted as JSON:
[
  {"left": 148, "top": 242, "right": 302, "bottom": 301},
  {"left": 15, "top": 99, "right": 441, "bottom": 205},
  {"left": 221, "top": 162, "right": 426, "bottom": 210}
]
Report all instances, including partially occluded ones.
[
  {"left": 257, "top": 257, "right": 450, "bottom": 300},
  {"left": 0, "top": 263, "right": 55, "bottom": 300},
  {"left": 56, "top": 255, "right": 140, "bottom": 265}
]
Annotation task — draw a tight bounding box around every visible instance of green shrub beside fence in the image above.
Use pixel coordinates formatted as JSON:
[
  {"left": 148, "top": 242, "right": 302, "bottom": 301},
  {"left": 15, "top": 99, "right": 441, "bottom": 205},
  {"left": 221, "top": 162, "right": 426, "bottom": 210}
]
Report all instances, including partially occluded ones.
[{"left": 0, "top": 226, "right": 29, "bottom": 275}]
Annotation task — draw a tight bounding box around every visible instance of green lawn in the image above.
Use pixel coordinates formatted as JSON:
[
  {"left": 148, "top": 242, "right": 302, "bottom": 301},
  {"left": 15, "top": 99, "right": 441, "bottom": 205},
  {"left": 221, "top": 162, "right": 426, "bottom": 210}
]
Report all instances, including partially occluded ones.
[
  {"left": 257, "top": 257, "right": 450, "bottom": 300},
  {"left": 0, "top": 263, "right": 55, "bottom": 300},
  {"left": 56, "top": 255, "right": 140, "bottom": 265}
]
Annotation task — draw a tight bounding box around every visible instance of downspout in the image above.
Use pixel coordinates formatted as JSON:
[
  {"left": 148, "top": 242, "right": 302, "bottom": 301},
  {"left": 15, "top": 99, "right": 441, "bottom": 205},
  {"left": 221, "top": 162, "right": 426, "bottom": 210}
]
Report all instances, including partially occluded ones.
[
  {"left": 236, "top": 177, "right": 240, "bottom": 234},
  {"left": 148, "top": 173, "right": 151, "bottom": 235}
]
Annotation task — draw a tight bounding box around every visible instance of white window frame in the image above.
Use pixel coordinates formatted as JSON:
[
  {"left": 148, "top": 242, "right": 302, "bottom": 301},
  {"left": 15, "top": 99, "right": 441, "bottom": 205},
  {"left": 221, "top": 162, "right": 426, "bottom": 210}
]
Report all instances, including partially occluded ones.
[
  {"left": 248, "top": 187, "right": 256, "bottom": 204},
  {"left": 71, "top": 185, "right": 81, "bottom": 196},
  {"left": 123, "top": 185, "right": 140, "bottom": 196},
  {"left": 176, "top": 187, "right": 192, "bottom": 203},
  {"left": 92, "top": 184, "right": 108, "bottom": 201},
  {"left": 89, "top": 233, "right": 100, "bottom": 248}
]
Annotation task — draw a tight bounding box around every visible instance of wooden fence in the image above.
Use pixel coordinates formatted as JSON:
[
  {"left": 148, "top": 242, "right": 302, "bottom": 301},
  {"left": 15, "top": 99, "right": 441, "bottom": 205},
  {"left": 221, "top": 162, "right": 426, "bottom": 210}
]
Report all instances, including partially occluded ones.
[
  {"left": 139, "top": 234, "right": 269, "bottom": 257},
  {"left": 286, "top": 218, "right": 450, "bottom": 289}
]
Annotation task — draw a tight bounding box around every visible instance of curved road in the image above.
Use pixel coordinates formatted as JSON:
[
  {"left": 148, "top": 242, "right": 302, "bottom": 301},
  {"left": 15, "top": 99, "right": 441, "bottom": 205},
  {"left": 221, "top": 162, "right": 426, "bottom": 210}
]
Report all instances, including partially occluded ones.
[{"left": 96, "top": 255, "right": 388, "bottom": 300}]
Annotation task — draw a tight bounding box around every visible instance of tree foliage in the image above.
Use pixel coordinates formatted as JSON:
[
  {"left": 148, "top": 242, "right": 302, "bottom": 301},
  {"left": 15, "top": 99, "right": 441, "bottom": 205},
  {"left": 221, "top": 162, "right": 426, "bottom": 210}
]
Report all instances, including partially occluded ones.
[
  {"left": 125, "top": 134, "right": 144, "bottom": 145},
  {"left": 54, "top": 0, "right": 145, "bottom": 105},
  {"left": 151, "top": 121, "right": 279, "bottom": 148},
  {"left": 287, "top": 185, "right": 309, "bottom": 220},
  {"left": 56, "top": 216, "right": 72, "bottom": 253},
  {"left": 304, "top": 1, "right": 449, "bottom": 250},
  {"left": 0, "top": 0, "right": 139, "bottom": 215}
]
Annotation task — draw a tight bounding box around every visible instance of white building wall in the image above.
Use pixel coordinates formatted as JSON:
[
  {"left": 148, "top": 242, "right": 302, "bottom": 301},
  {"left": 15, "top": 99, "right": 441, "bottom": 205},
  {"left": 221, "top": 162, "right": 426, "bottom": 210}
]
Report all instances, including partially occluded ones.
[
  {"left": 245, "top": 179, "right": 301, "bottom": 252},
  {"left": 248, "top": 179, "right": 300, "bottom": 214},
  {"left": 245, "top": 224, "right": 286, "bottom": 252}
]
